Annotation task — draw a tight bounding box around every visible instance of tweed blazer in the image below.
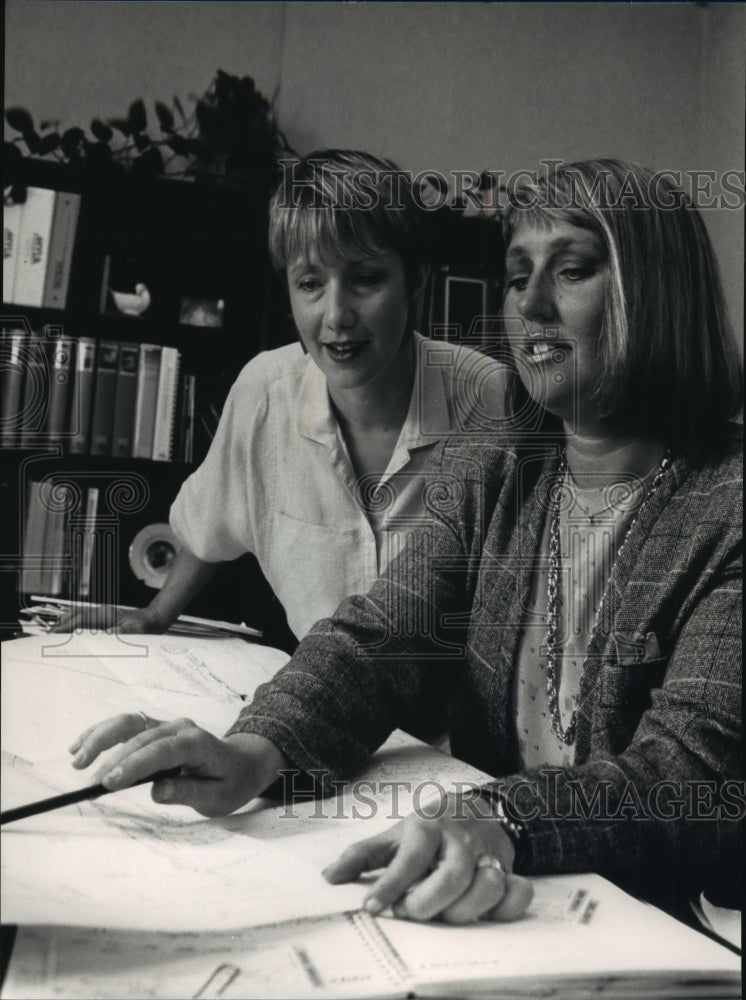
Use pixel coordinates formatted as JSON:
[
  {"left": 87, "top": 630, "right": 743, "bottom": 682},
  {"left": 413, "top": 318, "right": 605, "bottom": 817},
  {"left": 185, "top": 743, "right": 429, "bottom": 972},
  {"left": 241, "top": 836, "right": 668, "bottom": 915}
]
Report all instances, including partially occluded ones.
[{"left": 229, "top": 425, "right": 742, "bottom": 911}]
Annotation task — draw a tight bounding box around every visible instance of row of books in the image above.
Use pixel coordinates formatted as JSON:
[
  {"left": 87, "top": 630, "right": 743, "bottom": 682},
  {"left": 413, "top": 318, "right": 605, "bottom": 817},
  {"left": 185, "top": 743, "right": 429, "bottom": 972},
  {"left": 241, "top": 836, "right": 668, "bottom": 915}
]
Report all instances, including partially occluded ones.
[
  {"left": 19, "top": 480, "right": 98, "bottom": 598},
  {"left": 1, "top": 329, "right": 196, "bottom": 463},
  {"left": 4, "top": 186, "right": 81, "bottom": 309},
  {"left": 19, "top": 480, "right": 111, "bottom": 598}
]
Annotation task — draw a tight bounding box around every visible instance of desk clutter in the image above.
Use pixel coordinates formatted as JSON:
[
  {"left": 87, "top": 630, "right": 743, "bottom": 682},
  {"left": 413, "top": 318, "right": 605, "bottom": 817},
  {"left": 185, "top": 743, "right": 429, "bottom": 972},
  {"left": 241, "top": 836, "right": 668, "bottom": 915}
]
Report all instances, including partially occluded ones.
[
  {"left": 1, "top": 633, "right": 740, "bottom": 999},
  {"left": 17, "top": 597, "right": 261, "bottom": 639}
]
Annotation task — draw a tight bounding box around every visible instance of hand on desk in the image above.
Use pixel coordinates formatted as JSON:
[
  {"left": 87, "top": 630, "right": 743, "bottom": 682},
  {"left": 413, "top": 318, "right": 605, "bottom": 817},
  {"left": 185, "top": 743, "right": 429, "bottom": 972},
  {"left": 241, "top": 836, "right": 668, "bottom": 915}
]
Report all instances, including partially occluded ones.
[
  {"left": 53, "top": 605, "right": 165, "bottom": 634},
  {"left": 69, "top": 713, "right": 287, "bottom": 817},
  {"left": 70, "top": 716, "right": 533, "bottom": 923},
  {"left": 323, "top": 793, "right": 534, "bottom": 925}
]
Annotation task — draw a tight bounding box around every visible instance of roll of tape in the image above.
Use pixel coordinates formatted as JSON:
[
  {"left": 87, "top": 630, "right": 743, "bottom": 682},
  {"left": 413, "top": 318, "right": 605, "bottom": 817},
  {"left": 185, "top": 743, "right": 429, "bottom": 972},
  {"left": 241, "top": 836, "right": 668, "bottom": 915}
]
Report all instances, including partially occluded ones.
[{"left": 128, "top": 523, "right": 182, "bottom": 589}]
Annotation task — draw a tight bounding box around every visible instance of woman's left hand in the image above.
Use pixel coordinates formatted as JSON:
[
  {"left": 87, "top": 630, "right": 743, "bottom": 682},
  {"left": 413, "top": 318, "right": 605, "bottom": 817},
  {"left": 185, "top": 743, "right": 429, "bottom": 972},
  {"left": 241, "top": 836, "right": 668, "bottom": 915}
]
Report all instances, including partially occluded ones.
[{"left": 322, "top": 793, "right": 533, "bottom": 924}]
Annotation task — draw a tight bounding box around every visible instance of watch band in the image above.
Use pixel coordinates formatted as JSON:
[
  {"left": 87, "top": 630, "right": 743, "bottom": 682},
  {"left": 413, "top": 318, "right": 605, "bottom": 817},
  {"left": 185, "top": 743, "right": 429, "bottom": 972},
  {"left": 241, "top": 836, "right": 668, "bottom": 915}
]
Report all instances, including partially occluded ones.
[{"left": 478, "top": 787, "right": 529, "bottom": 872}]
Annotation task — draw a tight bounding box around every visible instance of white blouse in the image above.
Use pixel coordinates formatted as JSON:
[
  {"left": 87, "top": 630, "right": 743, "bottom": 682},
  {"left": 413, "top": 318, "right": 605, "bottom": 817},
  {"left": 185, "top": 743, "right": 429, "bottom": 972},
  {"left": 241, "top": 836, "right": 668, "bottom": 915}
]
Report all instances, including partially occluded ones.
[{"left": 170, "top": 334, "right": 508, "bottom": 640}]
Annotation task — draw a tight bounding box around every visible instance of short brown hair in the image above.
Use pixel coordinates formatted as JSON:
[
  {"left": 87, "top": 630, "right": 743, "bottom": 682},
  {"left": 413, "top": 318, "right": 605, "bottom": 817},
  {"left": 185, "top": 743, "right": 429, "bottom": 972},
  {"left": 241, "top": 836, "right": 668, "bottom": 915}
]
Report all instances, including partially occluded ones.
[{"left": 268, "top": 149, "right": 430, "bottom": 294}]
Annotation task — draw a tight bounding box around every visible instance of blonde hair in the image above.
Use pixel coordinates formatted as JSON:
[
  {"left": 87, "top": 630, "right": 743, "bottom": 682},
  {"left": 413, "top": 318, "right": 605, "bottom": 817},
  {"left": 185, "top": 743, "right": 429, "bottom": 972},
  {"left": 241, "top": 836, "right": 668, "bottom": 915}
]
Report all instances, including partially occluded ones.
[{"left": 503, "top": 159, "right": 742, "bottom": 447}]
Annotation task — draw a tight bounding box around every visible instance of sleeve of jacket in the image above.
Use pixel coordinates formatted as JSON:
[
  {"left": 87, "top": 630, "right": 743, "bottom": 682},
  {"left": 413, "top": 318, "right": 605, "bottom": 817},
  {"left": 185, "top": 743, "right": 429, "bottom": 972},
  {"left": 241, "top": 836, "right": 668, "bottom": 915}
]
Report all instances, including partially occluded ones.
[{"left": 225, "top": 442, "right": 505, "bottom": 790}]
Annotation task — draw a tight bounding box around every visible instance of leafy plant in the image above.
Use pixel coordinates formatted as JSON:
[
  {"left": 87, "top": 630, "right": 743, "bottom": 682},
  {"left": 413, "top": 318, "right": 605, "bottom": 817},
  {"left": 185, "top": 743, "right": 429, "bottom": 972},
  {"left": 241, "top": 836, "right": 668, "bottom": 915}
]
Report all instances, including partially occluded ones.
[{"left": 4, "top": 70, "right": 295, "bottom": 192}]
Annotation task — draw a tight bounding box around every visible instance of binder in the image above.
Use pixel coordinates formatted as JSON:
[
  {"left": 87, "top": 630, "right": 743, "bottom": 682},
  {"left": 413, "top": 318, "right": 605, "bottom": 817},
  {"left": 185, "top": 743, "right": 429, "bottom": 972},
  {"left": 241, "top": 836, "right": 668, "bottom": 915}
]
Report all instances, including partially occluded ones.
[
  {"left": 13, "top": 187, "right": 57, "bottom": 307},
  {"left": 43, "top": 336, "right": 75, "bottom": 447},
  {"left": 18, "top": 330, "right": 50, "bottom": 448},
  {"left": 42, "top": 191, "right": 82, "bottom": 309},
  {"left": 43, "top": 487, "right": 71, "bottom": 597},
  {"left": 151, "top": 346, "right": 181, "bottom": 462},
  {"left": 20, "top": 480, "right": 48, "bottom": 595},
  {"left": 68, "top": 337, "right": 96, "bottom": 454},
  {"left": 178, "top": 372, "right": 196, "bottom": 464},
  {"left": 89, "top": 340, "right": 120, "bottom": 456},
  {"left": 1, "top": 328, "right": 27, "bottom": 446},
  {"left": 3, "top": 198, "right": 24, "bottom": 302},
  {"left": 132, "top": 343, "right": 162, "bottom": 459},
  {"left": 110, "top": 342, "right": 140, "bottom": 457},
  {"left": 78, "top": 486, "right": 99, "bottom": 599}
]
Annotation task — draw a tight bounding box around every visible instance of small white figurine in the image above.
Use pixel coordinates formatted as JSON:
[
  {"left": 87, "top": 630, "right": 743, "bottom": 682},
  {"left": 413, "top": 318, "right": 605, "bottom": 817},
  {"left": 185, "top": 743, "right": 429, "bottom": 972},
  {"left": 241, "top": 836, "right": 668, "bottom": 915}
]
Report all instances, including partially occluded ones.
[{"left": 111, "top": 282, "right": 151, "bottom": 316}]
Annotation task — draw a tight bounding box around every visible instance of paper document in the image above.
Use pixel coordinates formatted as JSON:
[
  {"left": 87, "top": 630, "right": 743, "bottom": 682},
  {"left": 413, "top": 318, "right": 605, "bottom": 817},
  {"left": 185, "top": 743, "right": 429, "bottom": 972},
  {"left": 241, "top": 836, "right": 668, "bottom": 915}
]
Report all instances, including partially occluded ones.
[
  {"left": 1, "top": 634, "right": 368, "bottom": 930},
  {"left": 3, "top": 878, "right": 741, "bottom": 1000},
  {"left": 1, "top": 634, "right": 491, "bottom": 932}
]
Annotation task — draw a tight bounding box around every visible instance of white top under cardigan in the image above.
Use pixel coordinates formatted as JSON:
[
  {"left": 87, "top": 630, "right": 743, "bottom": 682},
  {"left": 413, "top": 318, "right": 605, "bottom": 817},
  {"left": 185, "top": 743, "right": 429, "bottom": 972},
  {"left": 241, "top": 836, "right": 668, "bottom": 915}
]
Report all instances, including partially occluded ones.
[
  {"left": 170, "top": 334, "right": 508, "bottom": 639},
  {"left": 513, "top": 470, "right": 650, "bottom": 768}
]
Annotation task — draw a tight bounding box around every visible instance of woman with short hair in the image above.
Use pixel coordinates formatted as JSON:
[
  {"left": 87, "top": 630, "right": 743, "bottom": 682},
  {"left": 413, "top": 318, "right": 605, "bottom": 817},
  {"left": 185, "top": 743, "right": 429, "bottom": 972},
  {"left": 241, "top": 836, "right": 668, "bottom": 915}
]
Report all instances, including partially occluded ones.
[{"left": 57, "top": 149, "right": 507, "bottom": 642}]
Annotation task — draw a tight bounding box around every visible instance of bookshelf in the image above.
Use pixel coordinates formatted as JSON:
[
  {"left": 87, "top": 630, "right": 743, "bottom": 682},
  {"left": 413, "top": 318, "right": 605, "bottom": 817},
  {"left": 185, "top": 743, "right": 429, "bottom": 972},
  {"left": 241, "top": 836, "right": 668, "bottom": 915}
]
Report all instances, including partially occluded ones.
[{"left": 2, "top": 157, "right": 296, "bottom": 642}]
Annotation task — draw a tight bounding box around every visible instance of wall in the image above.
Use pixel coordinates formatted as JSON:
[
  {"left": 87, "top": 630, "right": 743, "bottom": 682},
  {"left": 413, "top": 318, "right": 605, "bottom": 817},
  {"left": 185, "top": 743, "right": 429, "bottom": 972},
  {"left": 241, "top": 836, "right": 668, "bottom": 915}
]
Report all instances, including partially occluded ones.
[{"left": 5, "top": 0, "right": 744, "bottom": 344}]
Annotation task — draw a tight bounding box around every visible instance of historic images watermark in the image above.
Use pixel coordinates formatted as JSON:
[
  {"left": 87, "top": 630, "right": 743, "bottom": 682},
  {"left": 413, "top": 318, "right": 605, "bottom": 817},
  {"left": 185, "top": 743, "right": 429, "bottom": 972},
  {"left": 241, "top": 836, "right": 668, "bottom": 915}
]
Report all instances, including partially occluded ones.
[
  {"left": 276, "top": 158, "right": 746, "bottom": 213},
  {"left": 277, "top": 769, "right": 746, "bottom": 823}
]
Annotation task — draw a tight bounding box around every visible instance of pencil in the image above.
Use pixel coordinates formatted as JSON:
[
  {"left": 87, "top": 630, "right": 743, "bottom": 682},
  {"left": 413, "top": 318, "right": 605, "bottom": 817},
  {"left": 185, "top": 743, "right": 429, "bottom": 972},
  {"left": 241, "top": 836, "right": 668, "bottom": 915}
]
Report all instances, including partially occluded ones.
[{"left": 0, "top": 767, "right": 181, "bottom": 825}]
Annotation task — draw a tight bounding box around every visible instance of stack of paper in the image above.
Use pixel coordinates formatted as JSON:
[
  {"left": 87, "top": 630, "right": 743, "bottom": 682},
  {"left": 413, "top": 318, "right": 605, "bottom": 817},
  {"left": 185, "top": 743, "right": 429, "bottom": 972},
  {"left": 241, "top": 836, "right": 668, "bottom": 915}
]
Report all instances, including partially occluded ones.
[{"left": 18, "top": 597, "right": 262, "bottom": 638}]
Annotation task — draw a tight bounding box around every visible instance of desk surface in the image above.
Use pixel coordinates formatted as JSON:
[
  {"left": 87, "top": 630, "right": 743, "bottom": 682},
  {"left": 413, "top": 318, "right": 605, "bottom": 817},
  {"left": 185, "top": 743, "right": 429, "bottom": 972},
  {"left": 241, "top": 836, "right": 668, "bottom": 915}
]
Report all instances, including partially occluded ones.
[{"left": 1, "top": 633, "right": 741, "bottom": 999}]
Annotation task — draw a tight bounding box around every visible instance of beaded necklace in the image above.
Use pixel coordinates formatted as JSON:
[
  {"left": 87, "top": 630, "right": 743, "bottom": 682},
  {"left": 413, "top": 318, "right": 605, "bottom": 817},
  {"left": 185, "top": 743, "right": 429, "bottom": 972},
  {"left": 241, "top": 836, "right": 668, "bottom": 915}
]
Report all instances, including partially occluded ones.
[{"left": 544, "top": 448, "right": 673, "bottom": 745}]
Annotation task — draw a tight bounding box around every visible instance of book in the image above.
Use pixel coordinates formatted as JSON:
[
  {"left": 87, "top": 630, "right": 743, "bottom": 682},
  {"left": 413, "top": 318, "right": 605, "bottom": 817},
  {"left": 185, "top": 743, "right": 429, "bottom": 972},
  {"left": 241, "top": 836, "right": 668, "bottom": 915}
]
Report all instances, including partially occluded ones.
[
  {"left": 132, "top": 343, "right": 162, "bottom": 459},
  {"left": 19, "top": 480, "right": 49, "bottom": 596},
  {"left": 18, "top": 329, "right": 50, "bottom": 448},
  {"left": 42, "top": 335, "right": 75, "bottom": 447},
  {"left": 68, "top": 337, "right": 97, "bottom": 454},
  {"left": 42, "top": 191, "right": 82, "bottom": 309},
  {"left": 97, "top": 252, "right": 112, "bottom": 315},
  {"left": 0, "top": 327, "right": 27, "bottom": 446},
  {"left": 110, "top": 342, "right": 140, "bottom": 457},
  {"left": 3, "top": 197, "right": 24, "bottom": 301},
  {"left": 42, "top": 481, "right": 72, "bottom": 596},
  {"left": 77, "top": 487, "right": 99, "bottom": 599},
  {"left": 89, "top": 340, "right": 120, "bottom": 455},
  {"left": 151, "top": 345, "right": 181, "bottom": 462},
  {"left": 0, "top": 633, "right": 740, "bottom": 1000},
  {"left": 177, "top": 371, "right": 196, "bottom": 463},
  {"left": 12, "top": 187, "right": 57, "bottom": 307}
]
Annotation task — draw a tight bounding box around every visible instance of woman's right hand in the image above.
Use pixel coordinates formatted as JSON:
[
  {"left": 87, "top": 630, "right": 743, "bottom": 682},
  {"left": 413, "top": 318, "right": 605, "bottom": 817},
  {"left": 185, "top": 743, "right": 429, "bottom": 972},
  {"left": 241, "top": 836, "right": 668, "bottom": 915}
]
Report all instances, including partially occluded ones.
[
  {"left": 52, "top": 605, "right": 166, "bottom": 634},
  {"left": 69, "top": 713, "right": 288, "bottom": 817}
]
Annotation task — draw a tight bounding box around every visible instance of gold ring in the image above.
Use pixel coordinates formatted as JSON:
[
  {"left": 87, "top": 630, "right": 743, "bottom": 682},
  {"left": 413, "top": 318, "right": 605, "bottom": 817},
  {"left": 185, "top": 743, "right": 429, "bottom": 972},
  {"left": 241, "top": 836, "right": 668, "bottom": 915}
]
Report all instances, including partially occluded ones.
[
  {"left": 136, "top": 710, "right": 150, "bottom": 732},
  {"left": 476, "top": 854, "right": 504, "bottom": 873}
]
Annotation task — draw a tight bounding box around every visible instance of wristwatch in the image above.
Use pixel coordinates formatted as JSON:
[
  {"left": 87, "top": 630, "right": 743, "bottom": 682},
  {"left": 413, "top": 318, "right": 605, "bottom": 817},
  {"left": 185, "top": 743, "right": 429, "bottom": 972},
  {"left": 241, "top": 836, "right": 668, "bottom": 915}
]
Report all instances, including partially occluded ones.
[{"left": 479, "top": 788, "right": 529, "bottom": 872}]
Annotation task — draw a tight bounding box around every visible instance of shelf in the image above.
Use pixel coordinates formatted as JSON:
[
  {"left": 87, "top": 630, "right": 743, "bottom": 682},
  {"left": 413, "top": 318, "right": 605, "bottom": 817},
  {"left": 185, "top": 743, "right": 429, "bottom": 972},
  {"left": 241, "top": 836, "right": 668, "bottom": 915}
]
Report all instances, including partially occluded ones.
[{"left": 0, "top": 447, "right": 194, "bottom": 470}]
